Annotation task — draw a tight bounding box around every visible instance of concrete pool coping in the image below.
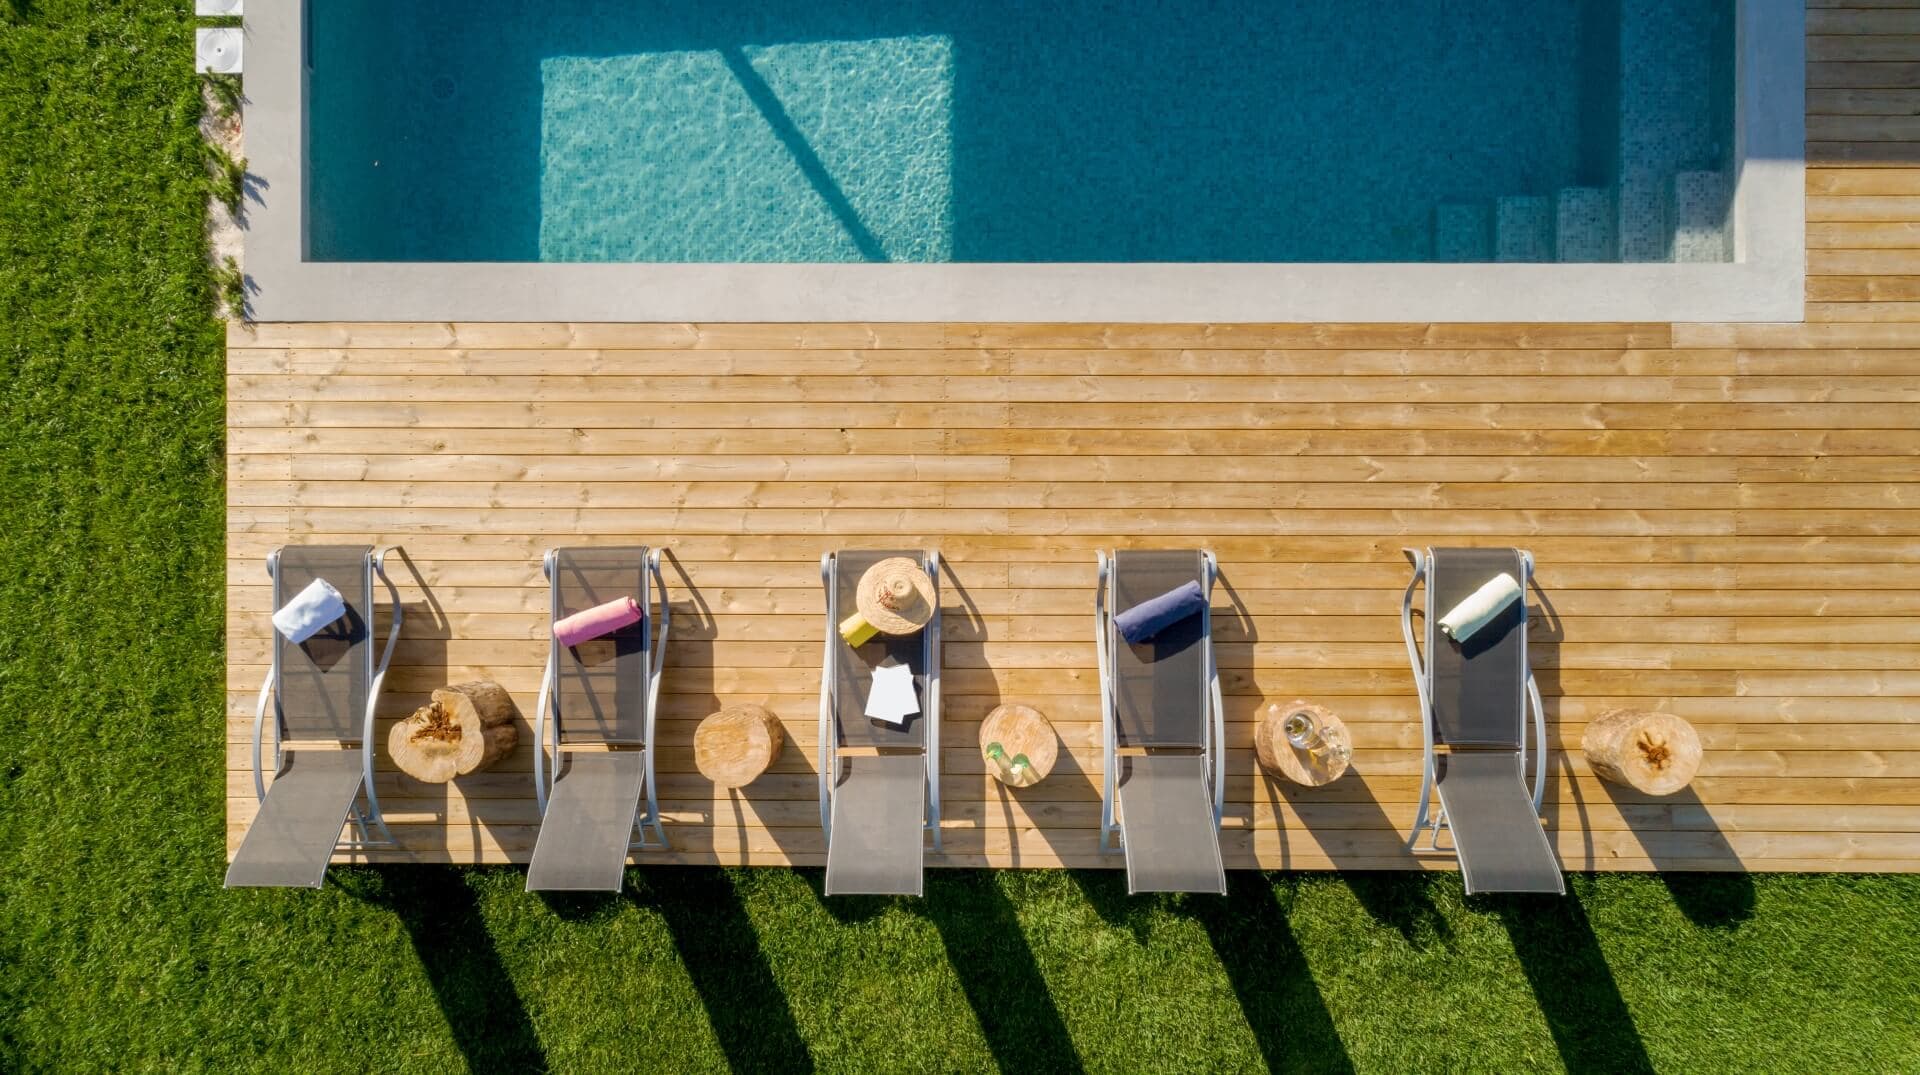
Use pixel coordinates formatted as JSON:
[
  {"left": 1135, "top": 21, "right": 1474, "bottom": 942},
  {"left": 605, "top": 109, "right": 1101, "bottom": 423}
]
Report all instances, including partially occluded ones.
[{"left": 240, "top": 0, "right": 1803, "bottom": 324}]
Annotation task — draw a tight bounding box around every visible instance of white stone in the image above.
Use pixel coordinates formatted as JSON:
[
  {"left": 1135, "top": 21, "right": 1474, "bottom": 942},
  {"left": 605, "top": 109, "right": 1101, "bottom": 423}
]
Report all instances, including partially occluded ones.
[{"left": 196, "top": 28, "right": 242, "bottom": 75}]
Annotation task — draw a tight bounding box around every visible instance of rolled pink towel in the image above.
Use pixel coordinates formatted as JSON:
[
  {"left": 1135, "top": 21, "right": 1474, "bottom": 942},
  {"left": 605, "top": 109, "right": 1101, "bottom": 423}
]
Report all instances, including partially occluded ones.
[{"left": 554, "top": 596, "right": 642, "bottom": 647}]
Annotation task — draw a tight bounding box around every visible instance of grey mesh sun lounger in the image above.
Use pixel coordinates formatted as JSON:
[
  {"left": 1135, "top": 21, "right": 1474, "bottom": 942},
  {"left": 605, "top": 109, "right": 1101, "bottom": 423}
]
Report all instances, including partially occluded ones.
[
  {"left": 1401, "top": 547, "right": 1564, "bottom": 895},
  {"left": 1094, "top": 550, "right": 1227, "bottom": 894},
  {"left": 818, "top": 549, "right": 942, "bottom": 896},
  {"left": 226, "top": 545, "right": 403, "bottom": 888},
  {"left": 526, "top": 546, "right": 670, "bottom": 892}
]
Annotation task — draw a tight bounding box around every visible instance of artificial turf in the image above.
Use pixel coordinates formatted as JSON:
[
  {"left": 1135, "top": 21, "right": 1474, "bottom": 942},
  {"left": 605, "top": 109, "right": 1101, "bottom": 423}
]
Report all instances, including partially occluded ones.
[{"left": 2, "top": 2, "right": 1919, "bottom": 1071}]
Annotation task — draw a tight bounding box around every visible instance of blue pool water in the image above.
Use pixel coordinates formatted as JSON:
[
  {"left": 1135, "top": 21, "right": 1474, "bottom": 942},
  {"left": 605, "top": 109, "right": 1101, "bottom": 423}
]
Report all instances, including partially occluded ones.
[{"left": 307, "top": 1, "right": 1735, "bottom": 264}]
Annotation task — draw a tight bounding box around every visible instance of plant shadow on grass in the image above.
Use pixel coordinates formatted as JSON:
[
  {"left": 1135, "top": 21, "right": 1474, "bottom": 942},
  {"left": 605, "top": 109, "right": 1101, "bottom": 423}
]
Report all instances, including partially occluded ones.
[
  {"left": 1490, "top": 888, "right": 1655, "bottom": 1075},
  {"left": 921, "top": 871, "right": 1086, "bottom": 1073},
  {"left": 1073, "top": 870, "right": 1355, "bottom": 1074},
  {"left": 348, "top": 866, "right": 549, "bottom": 1073},
  {"left": 630, "top": 867, "right": 814, "bottom": 1074}
]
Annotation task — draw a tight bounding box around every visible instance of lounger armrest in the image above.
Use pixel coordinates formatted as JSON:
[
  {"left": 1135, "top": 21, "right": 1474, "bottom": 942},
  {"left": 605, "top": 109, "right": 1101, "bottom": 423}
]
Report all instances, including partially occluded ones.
[
  {"left": 817, "top": 552, "right": 836, "bottom": 837},
  {"left": 646, "top": 548, "right": 670, "bottom": 736},
  {"left": 534, "top": 549, "right": 558, "bottom": 813},
  {"left": 1401, "top": 547, "right": 1440, "bottom": 847},
  {"left": 1203, "top": 551, "right": 1225, "bottom": 827},
  {"left": 1094, "top": 552, "right": 1119, "bottom": 852},
  {"left": 924, "top": 549, "right": 942, "bottom": 850},
  {"left": 360, "top": 546, "right": 404, "bottom": 843},
  {"left": 252, "top": 550, "right": 284, "bottom": 804},
  {"left": 643, "top": 547, "right": 671, "bottom": 851},
  {"left": 1519, "top": 550, "right": 1548, "bottom": 814}
]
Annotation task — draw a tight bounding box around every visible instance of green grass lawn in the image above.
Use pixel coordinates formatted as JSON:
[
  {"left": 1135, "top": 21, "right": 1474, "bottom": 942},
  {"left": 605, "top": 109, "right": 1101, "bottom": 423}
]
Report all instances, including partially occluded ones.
[{"left": 2, "top": 3, "right": 1919, "bottom": 1071}]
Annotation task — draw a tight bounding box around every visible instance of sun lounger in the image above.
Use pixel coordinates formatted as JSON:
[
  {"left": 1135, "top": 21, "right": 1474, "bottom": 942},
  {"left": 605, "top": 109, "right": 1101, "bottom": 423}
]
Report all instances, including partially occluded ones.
[
  {"left": 226, "top": 545, "right": 402, "bottom": 888},
  {"left": 1094, "top": 550, "right": 1227, "bottom": 894},
  {"left": 818, "top": 549, "right": 942, "bottom": 896},
  {"left": 526, "top": 546, "right": 670, "bottom": 892},
  {"left": 1401, "top": 547, "right": 1564, "bottom": 895}
]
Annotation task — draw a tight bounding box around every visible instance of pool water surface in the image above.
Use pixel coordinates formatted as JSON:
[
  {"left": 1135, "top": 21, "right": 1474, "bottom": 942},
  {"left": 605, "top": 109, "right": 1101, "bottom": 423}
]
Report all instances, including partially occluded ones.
[{"left": 307, "top": 0, "right": 1734, "bottom": 265}]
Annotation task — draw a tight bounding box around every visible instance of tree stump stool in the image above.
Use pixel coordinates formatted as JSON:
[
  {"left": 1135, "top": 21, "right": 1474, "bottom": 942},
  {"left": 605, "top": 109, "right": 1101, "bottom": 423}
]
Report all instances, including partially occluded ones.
[
  {"left": 694, "top": 704, "right": 784, "bottom": 788},
  {"left": 388, "top": 680, "right": 520, "bottom": 783},
  {"left": 1255, "top": 700, "right": 1352, "bottom": 787},
  {"left": 979, "top": 703, "right": 1058, "bottom": 788},
  {"left": 1581, "top": 709, "right": 1701, "bottom": 795}
]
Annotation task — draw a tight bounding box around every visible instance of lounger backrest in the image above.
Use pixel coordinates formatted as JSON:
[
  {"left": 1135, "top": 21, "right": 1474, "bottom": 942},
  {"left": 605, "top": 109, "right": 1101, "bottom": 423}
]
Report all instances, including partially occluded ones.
[
  {"left": 1427, "top": 547, "right": 1527, "bottom": 750},
  {"left": 1111, "top": 549, "right": 1209, "bottom": 750},
  {"left": 274, "top": 545, "right": 372, "bottom": 741},
  {"left": 831, "top": 549, "right": 929, "bottom": 750},
  {"left": 551, "top": 546, "right": 651, "bottom": 747}
]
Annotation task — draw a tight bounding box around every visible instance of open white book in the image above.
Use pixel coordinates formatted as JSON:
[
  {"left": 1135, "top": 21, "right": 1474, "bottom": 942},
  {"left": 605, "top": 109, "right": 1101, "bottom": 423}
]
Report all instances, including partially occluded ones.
[{"left": 864, "top": 661, "right": 920, "bottom": 725}]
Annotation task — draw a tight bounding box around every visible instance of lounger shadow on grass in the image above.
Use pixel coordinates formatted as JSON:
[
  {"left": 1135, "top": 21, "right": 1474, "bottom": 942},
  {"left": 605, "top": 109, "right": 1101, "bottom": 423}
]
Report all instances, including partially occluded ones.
[
  {"left": 1492, "top": 886, "right": 1656, "bottom": 1075},
  {"left": 350, "top": 866, "right": 549, "bottom": 1073},
  {"left": 1216, "top": 569, "right": 1446, "bottom": 947},
  {"left": 1070, "top": 870, "right": 1353, "bottom": 1073},
  {"left": 631, "top": 868, "right": 814, "bottom": 1074},
  {"left": 922, "top": 871, "right": 1085, "bottom": 1074},
  {"left": 1527, "top": 593, "right": 1755, "bottom": 929}
]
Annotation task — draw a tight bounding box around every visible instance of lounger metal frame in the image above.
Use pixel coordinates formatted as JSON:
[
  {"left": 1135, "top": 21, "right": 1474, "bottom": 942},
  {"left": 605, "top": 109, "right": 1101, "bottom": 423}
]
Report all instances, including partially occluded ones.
[
  {"left": 1400, "top": 546, "right": 1549, "bottom": 853},
  {"left": 817, "top": 550, "right": 943, "bottom": 850},
  {"left": 250, "top": 545, "right": 401, "bottom": 851},
  {"left": 1094, "top": 550, "right": 1226, "bottom": 854},
  {"left": 532, "top": 547, "right": 671, "bottom": 851}
]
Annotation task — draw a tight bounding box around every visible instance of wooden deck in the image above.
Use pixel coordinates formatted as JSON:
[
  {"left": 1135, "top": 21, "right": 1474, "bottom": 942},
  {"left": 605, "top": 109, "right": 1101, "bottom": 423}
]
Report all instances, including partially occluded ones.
[{"left": 227, "top": 6, "right": 1920, "bottom": 874}]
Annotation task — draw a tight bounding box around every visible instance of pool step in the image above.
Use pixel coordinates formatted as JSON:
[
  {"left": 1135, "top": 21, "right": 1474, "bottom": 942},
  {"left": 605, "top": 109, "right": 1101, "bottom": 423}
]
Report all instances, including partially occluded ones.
[
  {"left": 1434, "top": 203, "right": 1492, "bottom": 262},
  {"left": 1555, "top": 187, "right": 1615, "bottom": 262},
  {"left": 1616, "top": 173, "right": 1668, "bottom": 262},
  {"left": 1494, "top": 196, "right": 1552, "bottom": 263},
  {"left": 1672, "top": 170, "right": 1733, "bottom": 262},
  {"left": 1616, "top": 0, "right": 1729, "bottom": 263}
]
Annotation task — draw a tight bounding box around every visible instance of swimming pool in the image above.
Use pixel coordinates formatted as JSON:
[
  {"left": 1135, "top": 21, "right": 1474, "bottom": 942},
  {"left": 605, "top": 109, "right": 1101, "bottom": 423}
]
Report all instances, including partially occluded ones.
[
  {"left": 307, "top": 1, "right": 1736, "bottom": 265},
  {"left": 242, "top": 0, "right": 1804, "bottom": 321}
]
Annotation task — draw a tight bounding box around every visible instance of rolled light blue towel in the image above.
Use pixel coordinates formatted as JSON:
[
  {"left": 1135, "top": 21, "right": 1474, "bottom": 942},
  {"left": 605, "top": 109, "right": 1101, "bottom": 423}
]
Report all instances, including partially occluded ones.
[
  {"left": 273, "top": 578, "right": 347, "bottom": 644},
  {"left": 1438, "top": 572, "right": 1522, "bottom": 644},
  {"left": 1115, "top": 580, "right": 1206, "bottom": 644}
]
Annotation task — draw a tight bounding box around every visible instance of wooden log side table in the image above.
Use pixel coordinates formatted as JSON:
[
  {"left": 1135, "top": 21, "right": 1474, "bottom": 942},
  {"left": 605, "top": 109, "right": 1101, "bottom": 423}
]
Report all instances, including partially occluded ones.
[
  {"left": 1255, "top": 700, "right": 1352, "bottom": 787},
  {"left": 694, "top": 704, "right": 785, "bottom": 788},
  {"left": 1581, "top": 709, "right": 1702, "bottom": 795},
  {"left": 979, "top": 703, "right": 1058, "bottom": 788},
  {"left": 388, "top": 680, "right": 520, "bottom": 783}
]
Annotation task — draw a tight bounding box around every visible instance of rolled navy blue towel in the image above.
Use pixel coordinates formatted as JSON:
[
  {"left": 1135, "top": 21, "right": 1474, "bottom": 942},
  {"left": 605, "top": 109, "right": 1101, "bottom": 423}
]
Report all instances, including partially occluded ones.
[{"left": 1115, "top": 579, "right": 1206, "bottom": 644}]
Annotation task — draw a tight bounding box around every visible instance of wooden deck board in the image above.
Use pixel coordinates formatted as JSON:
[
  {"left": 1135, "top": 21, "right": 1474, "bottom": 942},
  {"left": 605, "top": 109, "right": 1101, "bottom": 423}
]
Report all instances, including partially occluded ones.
[{"left": 224, "top": 18, "right": 1920, "bottom": 874}]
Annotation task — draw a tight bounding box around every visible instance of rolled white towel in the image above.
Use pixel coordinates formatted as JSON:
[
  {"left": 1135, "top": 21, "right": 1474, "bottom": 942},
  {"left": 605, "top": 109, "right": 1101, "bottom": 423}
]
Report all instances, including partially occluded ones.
[
  {"left": 273, "top": 578, "right": 347, "bottom": 644},
  {"left": 1439, "top": 572, "right": 1522, "bottom": 643}
]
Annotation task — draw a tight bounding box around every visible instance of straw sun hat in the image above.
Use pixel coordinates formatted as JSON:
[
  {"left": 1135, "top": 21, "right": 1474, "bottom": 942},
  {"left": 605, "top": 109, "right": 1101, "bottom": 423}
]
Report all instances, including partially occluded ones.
[{"left": 855, "top": 557, "right": 936, "bottom": 636}]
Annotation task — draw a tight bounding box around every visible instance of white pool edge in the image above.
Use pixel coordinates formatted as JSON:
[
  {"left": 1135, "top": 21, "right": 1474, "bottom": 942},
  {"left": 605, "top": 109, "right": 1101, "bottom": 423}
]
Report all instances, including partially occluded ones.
[{"left": 240, "top": 0, "right": 1804, "bottom": 325}]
